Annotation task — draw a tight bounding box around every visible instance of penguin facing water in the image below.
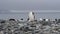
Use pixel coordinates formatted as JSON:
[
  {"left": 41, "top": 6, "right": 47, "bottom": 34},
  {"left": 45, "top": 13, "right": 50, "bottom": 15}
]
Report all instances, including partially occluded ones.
[{"left": 28, "top": 12, "right": 35, "bottom": 22}]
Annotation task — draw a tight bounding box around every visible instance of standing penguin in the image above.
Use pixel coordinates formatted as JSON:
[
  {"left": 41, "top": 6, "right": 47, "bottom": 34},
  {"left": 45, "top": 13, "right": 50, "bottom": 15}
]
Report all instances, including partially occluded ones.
[{"left": 28, "top": 12, "right": 35, "bottom": 22}]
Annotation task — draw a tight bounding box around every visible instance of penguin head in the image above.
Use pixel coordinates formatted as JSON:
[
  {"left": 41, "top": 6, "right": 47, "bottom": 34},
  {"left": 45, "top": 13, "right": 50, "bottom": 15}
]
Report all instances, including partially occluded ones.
[{"left": 29, "top": 12, "right": 34, "bottom": 15}]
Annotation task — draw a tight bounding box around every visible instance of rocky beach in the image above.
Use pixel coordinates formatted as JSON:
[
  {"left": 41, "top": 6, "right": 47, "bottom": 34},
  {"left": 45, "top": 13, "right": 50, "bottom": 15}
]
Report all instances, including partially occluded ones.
[{"left": 0, "top": 18, "right": 60, "bottom": 34}]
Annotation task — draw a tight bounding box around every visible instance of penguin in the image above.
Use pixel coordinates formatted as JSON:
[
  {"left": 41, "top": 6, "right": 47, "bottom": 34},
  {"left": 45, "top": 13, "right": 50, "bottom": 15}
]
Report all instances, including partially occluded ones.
[{"left": 28, "top": 12, "right": 35, "bottom": 22}]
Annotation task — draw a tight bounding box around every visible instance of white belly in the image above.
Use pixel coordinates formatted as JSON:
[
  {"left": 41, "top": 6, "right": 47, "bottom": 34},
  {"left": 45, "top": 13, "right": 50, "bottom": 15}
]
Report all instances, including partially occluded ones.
[{"left": 28, "top": 12, "right": 35, "bottom": 21}]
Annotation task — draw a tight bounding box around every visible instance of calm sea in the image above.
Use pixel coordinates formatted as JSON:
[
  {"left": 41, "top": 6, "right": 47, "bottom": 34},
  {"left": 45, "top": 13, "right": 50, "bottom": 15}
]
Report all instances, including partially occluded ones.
[{"left": 0, "top": 12, "right": 60, "bottom": 20}]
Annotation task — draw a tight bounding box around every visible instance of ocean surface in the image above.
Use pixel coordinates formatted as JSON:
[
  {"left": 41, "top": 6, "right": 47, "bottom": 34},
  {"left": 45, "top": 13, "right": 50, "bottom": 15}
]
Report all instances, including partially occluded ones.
[{"left": 0, "top": 12, "right": 60, "bottom": 20}]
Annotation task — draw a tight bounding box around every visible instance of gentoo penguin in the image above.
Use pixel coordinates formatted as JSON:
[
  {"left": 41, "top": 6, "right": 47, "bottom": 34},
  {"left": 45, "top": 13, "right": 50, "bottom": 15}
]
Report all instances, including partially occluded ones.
[{"left": 28, "top": 12, "right": 35, "bottom": 22}]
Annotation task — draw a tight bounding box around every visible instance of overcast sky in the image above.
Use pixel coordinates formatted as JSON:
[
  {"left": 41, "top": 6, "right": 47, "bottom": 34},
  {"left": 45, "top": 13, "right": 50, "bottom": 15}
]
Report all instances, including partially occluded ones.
[{"left": 0, "top": 0, "right": 60, "bottom": 10}]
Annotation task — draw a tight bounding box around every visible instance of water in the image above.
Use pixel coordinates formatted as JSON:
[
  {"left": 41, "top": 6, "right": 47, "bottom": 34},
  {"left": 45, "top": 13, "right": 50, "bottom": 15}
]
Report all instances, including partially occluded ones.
[{"left": 0, "top": 12, "right": 60, "bottom": 20}]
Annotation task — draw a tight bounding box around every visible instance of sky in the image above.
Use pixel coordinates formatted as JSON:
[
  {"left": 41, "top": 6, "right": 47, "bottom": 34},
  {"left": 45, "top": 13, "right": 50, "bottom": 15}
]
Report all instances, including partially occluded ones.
[{"left": 0, "top": 0, "right": 60, "bottom": 12}]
